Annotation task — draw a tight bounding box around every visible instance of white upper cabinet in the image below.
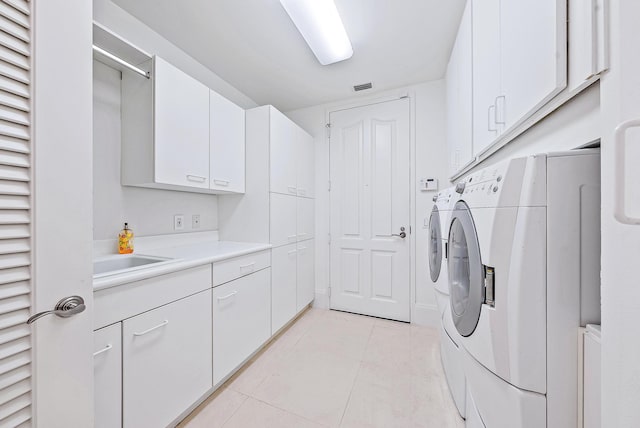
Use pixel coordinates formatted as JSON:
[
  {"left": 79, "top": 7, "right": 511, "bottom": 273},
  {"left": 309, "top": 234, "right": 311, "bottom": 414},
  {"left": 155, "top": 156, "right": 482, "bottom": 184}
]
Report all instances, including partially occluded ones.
[
  {"left": 448, "top": 0, "right": 568, "bottom": 175},
  {"left": 446, "top": 0, "right": 474, "bottom": 175},
  {"left": 296, "top": 126, "right": 315, "bottom": 198},
  {"left": 270, "top": 108, "right": 298, "bottom": 196},
  {"left": 154, "top": 56, "right": 210, "bottom": 189},
  {"left": 499, "top": 0, "right": 567, "bottom": 130},
  {"left": 472, "top": 0, "right": 501, "bottom": 155},
  {"left": 121, "top": 55, "right": 247, "bottom": 194},
  {"left": 210, "top": 90, "right": 246, "bottom": 193}
]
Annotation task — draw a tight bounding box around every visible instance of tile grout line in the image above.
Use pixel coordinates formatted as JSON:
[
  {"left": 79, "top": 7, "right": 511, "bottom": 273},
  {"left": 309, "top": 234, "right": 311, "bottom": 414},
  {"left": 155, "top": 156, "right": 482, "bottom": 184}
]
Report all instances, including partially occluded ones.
[
  {"left": 336, "top": 321, "right": 376, "bottom": 427},
  {"left": 217, "top": 390, "right": 250, "bottom": 428}
]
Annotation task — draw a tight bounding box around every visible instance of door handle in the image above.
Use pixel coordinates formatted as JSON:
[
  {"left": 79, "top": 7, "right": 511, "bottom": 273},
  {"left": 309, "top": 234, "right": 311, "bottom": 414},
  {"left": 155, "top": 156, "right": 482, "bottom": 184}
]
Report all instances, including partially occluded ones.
[
  {"left": 495, "top": 96, "right": 506, "bottom": 125},
  {"left": 488, "top": 105, "right": 497, "bottom": 132},
  {"left": 614, "top": 118, "right": 640, "bottom": 224},
  {"left": 27, "top": 296, "right": 86, "bottom": 324},
  {"left": 392, "top": 227, "right": 407, "bottom": 239}
]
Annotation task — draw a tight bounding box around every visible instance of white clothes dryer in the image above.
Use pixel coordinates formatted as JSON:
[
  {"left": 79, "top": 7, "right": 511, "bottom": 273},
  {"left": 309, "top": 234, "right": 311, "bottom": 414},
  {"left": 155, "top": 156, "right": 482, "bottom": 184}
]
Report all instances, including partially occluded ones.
[
  {"left": 428, "top": 187, "right": 458, "bottom": 315},
  {"left": 448, "top": 150, "right": 601, "bottom": 428},
  {"left": 428, "top": 187, "right": 466, "bottom": 418}
]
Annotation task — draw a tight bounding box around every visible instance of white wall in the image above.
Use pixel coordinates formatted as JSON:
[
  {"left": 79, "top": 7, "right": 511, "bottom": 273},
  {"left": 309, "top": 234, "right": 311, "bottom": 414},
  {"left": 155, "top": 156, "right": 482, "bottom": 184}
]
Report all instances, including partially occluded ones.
[
  {"left": 93, "top": 0, "right": 258, "bottom": 110},
  {"left": 93, "top": 61, "right": 219, "bottom": 240},
  {"left": 286, "top": 80, "right": 449, "bottom": 325}
]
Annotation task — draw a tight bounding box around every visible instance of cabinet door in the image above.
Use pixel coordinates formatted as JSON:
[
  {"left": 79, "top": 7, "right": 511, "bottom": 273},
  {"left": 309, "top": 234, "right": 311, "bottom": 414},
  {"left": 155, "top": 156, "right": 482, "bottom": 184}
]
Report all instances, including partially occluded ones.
[
  {"left": 472, "top": 0, "right": 501, "bottom": 155},
  {"left": 123, "top": 290, "right": 212, "bottom": 428},
  {"left": 212, "top": 268, "right": 271, "bottom": 385},
  {"left": 500, "top": 0, "right": 567, "bottom": 130},
  {"left": 270, "top": 193, "right": 298, "bottom": 247},
  {"left": 271, "top": 243, "right": 298, "bottom": 334},
  {"left": 296, "top": 127, "right": 315, "bottom": 198},
  {"left": 270, "top": 108, "right": 298, "bottom": 196},
  {"left": 154, "top": 56, "right": 210, "bottom": 189},
  {"left": 94, "top": 324, "right": 122, "bottom": 428},
  {"left": 296, "top": 196, "right": 315, "bottom": 242},
  {"left": 446, "top": 0, "right": 474, "bottom": 175},
  {"left": 296, "top": 240, "right": 315, "bottom": 311},
  {"left": 210, "top": 90, "right": 245, "bottom": 193}
]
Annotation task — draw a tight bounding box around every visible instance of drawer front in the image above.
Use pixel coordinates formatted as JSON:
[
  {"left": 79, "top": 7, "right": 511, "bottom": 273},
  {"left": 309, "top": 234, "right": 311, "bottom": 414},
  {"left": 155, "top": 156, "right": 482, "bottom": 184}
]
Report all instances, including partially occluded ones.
[
  {"left": 212, "top": 268, "right": 271, "bottom": 385},
  {"left": 94, "top": 264, "right": 212, "bottom": 330},
  {"left": 94, "top": 323, "right": 122, "bottom": 428},
  {"left": 122, "top": 290, "right": 213, "bottom": 428},
  {"left": 270, "top": 192, "right": 298, "bottom": 247},
  {"left": 296, "top": 240, "right": 315, "bottom": 311},
  {"left": 212, "top": 250, "right": 270, "bottom": 287},
  {"left": 271, "top": 243, "right": 298, "bottom": 335}
]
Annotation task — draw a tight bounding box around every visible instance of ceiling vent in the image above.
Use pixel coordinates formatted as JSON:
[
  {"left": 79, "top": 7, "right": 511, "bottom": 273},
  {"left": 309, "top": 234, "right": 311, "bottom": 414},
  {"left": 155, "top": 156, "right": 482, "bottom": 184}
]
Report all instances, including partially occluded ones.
[{"left": 353, "top": 82, "right": 373, "bottom": 92}]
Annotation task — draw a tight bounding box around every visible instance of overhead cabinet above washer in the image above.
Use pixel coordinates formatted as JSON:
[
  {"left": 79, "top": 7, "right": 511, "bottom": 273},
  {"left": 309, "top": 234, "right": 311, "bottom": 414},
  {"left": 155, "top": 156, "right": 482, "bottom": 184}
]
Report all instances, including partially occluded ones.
[{"left": 121, "top": 55, "right": 245, "bottom": 194}]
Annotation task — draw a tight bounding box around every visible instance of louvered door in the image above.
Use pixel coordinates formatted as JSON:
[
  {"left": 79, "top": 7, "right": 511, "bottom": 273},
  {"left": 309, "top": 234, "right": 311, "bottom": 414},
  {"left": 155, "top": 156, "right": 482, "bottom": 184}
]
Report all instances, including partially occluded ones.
[
  {"left": 0, "top": 1, "right": 35, "bottom": 426},
  {"left": 1, "top": 0, "right": 94, "bottom": 427}
]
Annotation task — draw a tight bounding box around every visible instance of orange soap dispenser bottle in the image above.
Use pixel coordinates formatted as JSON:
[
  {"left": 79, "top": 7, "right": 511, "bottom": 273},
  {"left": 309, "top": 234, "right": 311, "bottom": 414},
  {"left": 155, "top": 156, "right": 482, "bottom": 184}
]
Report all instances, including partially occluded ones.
[{"left": 118, "top": 223, "right": 134, "bottom": 254}]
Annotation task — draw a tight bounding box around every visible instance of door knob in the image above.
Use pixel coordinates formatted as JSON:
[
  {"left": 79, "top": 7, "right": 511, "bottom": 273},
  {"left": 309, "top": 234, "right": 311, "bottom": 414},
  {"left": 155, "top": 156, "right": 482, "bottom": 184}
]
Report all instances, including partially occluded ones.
[
  {"left": 27, "top": 296, "right": 86, "bottom": 324},
  {"left": 392, "top": 227, "right": 407, "bottom": 239}
]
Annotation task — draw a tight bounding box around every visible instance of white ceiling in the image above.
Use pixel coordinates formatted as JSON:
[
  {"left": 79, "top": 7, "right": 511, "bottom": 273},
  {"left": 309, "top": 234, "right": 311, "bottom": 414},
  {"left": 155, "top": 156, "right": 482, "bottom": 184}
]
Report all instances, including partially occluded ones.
[{"left": 112, "top": 0, "right": 466, "bottom": 111}]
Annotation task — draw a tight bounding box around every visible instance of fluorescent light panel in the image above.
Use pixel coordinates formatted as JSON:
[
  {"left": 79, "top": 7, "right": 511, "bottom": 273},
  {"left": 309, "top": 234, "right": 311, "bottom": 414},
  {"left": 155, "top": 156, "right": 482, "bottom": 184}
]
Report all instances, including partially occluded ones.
[{"left": 280, "top": 0, "right": 353, "bottom": 65}]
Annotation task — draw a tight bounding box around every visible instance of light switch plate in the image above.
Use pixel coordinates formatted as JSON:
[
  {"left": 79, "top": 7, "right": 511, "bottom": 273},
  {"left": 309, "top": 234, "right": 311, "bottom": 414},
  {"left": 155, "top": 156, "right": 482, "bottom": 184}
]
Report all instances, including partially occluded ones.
[{"left": 174, "top": 214, "right": 184, "bottom": 230}]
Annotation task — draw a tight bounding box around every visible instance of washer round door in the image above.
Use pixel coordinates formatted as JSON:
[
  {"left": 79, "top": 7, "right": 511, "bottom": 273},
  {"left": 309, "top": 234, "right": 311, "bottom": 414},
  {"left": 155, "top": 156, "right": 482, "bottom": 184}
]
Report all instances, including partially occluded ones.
[
  {"left": 448, "top": 201, "right": 484, "bottom": 337},
  {"left": 428, "top": 206, "right": 443, "bottom": 283}
]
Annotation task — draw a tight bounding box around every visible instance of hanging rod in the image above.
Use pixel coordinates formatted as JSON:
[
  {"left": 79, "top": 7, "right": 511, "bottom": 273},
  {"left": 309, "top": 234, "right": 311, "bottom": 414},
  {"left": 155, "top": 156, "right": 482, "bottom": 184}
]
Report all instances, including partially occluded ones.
[{"left": 92, "top": 45, "right": 150, "bottom": 79}]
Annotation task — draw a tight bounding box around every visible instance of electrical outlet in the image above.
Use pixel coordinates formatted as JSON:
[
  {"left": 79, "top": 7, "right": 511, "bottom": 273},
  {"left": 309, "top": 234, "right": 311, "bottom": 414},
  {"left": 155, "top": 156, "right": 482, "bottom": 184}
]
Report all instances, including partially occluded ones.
[
  {"left": 174, "top": 214, "right": 184, "bottom": 230},
  {"left": 192, "top": 214, "right": 201, "bottom": 229}
]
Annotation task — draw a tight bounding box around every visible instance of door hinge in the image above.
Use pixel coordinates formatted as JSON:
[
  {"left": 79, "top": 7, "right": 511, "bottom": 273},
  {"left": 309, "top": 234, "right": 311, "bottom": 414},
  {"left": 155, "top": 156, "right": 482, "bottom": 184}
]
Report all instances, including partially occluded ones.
[
  {"left": 328, "top": 180, "right": 331, "bottom": 191},
  {"left": 328, "top": 233, "right": 331, "bottom": 245},
  {"left": 326, "top": 123, "right": 331, "bottom": 138},
  {"left": 328, "top": 287, "right": 331, "bottom": 298}
]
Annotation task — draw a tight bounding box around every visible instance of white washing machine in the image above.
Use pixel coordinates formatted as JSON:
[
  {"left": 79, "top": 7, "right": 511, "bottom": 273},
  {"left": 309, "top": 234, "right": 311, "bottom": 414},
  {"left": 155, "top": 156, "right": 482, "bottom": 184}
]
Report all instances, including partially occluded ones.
[
  {"left": 447, "top": 150, "right": 601, "bottom": 428},
  {"left": 428, "top": 187, "right": 466, "bottom": 418},
  {"left": 428, "top": 187, "right": 457, "bottom": 315}
]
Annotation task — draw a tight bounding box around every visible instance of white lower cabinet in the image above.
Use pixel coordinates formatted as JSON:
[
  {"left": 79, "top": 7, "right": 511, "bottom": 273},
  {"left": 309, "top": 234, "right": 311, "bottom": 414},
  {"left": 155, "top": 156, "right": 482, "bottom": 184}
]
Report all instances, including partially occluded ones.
[
  {"left": 122, "top": 290, "right": 213, "bottom": 428},
  {"left": 271, "top": 243, "right": 298, "bottom": 334},
  {"left": 296, "top": 240, "right": 315, "bottom": 312},
  {"left": 212, "top": 268, "right": 271, "bottom": 385},
  {"left": 94, "top": 323, "right": 122, "bottom": 428}
]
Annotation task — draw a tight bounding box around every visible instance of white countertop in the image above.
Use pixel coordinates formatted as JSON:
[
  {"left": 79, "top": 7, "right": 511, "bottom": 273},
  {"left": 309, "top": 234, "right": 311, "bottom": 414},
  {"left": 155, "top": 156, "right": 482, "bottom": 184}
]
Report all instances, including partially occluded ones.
[{"left": 93, "top": 232, "right": 271, "bottom": 291}]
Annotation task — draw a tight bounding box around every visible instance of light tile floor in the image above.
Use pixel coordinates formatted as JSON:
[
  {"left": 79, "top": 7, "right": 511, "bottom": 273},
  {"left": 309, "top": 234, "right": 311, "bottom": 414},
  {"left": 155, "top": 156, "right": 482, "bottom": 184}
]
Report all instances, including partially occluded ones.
[{"left": 179, "top": 308, "right": 464, "bottom": 428}]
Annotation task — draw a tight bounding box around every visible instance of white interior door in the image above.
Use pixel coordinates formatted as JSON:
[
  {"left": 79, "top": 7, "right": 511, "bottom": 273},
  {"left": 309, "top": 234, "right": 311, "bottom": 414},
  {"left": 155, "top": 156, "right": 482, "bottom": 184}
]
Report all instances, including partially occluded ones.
[
  {"left": 329, "top": 98, "right": 411, "bottom": 322},
  {"left": 29, "top": 0, "right": 93, "bottom": 428}
]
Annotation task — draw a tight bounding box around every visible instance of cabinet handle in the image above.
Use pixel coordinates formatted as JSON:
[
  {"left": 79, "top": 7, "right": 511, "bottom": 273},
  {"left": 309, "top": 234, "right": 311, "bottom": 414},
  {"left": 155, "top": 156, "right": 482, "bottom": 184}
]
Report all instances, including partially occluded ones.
[
  {"left": 186, "top": 175, "right": 207, "bottom": 183},
  {"left": 297, "top": 188, "right": 306, "bottom": 196},
  {"left": 133, "top": 320, "right": 169, "bottom": 336},
  {"left": 488, "top": 105, "right": 497, "bottom": 132},
  {"left": 495, "top": 96, "right": 506, "bottom": 125},
  {"left": 288, "top": 249, "right": 297, "bottom": 256},
  {"left": 288, "top": 185, "right": 297, "bottom": 194},
  {"left": 614, "top": 119, "right": 640, "bottom": 224},
  {"left": 239, "top": 262, "right": 255, "bottom": 271},
  {"left": 213, "top": 179, "right": 230, "bottom": 186},
  {"left": 298, "top": 246, "right": 308, "bottom": 252},
  {"left": 287, "top": 235, "right": 297, "bottom": 241},
  {"left": 217, "top": 291, "right": 238, "bottom": 301},
  {"left": 93, "top": 344, "right": 112, "bottom": 357}
]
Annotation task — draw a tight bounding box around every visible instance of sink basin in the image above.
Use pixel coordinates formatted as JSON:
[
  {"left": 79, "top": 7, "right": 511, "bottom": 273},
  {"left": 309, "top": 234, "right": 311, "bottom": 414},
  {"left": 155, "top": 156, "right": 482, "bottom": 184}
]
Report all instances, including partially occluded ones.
[{"left": 93, "top": 254, "right": 174, "bottom": 278}]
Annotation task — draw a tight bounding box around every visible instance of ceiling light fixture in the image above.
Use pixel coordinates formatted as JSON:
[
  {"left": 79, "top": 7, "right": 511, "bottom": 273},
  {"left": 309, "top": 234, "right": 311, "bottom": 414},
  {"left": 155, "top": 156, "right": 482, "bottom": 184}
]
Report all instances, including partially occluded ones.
[{"left": 279, "top": 0, "right": 353, "bottom": 66}]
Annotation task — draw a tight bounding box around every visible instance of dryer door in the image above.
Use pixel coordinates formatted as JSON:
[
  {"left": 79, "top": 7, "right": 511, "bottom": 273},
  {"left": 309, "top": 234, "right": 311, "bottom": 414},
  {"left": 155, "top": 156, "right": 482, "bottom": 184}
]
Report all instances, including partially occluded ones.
[
  {"left": 448, "top": 201, "right": 484, "bottom": 337},
  {"left": 428, "top": 206, "right": 443, "bottom": 283}
]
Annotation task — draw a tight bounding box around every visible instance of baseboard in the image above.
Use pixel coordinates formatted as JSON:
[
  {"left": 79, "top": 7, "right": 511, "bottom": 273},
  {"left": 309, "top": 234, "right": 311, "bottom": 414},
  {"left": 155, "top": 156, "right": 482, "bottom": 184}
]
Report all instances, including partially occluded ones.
[
  {"left": 412, "top": 302, "right": 440, "bottom": 327},
  {"left": 312, "top": 288, "right": 329, "bottom": 309}
]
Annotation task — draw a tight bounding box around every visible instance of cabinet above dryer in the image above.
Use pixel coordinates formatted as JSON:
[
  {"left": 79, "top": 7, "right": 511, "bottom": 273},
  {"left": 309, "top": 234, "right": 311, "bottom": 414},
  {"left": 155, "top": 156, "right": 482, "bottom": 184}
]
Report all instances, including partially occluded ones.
[{"left": 121, "top": 55, "right": 245, "bottom": 194}]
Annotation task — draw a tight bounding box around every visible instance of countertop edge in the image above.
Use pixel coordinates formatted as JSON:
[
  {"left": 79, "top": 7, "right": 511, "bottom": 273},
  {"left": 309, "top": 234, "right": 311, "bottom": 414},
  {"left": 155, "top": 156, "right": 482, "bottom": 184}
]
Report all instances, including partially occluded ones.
[{"left": 93, "top": 244, "right": 272, "bottom": 292}]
